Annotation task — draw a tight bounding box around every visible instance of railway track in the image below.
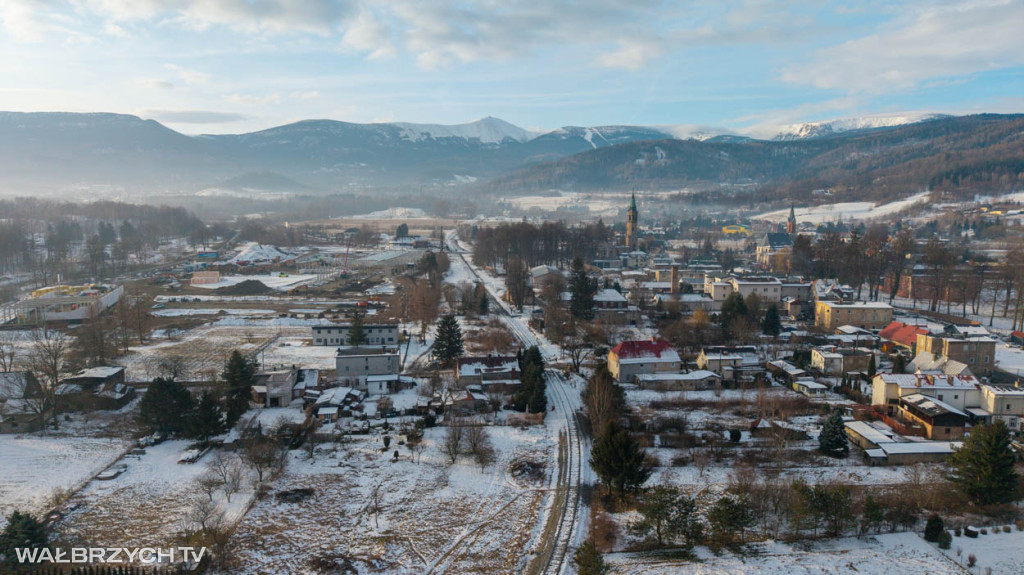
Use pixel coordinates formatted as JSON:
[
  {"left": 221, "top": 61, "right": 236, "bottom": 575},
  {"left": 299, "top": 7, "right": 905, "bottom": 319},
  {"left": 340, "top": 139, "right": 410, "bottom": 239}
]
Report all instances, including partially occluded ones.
[{"left": 445, "top": 232, "right": 587, "bottom": 575}]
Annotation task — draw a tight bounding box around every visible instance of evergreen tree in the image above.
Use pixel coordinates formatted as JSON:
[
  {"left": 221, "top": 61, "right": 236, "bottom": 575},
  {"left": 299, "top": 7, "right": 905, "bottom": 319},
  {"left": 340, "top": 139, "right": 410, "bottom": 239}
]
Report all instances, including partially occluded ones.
[
  {"left": 138, "top": 377, "right": 193, "bottom": 435},
  {"left": 893, "top": 354, "right": 907, "bottom": 374},
  {"left": 431, "top": 314, "right": 464, "bottom": 367},
  {"left": 867, "top": 354, "right": 877, "bottom": 377},
  {"left": 924, "top": 514, "right": 945, "bottom": 542},
  {"left": 474, "top": 282, "right": 489, "bottom": 315},
  {"left": 707, "top": 494, "right": 754, "bottom": 547},
  {"left": 528, "top": 377, "right": 548, "bottom": 413},
  {"left": 818, "top": 411, "right": 850, "bottom": 458},
  {"left": 631, "top": 485, "right": 704, "bottom": 548},
  {"left": 568, "top": 257, "right": 597, "bottom": 320},
  {"left": 396, "top": 223, "right": 409, "bottom": 238},
  {"left": 348, "top": 311, "right": 366, "bottom": 346},
  {"left": 948, "top": 420, "right": 1019, "bottom": 505},
  {"left": 573, "top": 541, "right": 609, "bottom": 575},
  {"left": 0, "top": 510, "right": 48, "bottom": 564},
  {"left": 590, "top": 421, "right": 651, "bottom": 499},
  {"left": 222, "top": 350, "right": 257, "bottom": 427},
  {"left": 720, "top": 292, "right": 748, "bottom": 337},
  {"left": 761, "top": 304, "right": 782, "bottom": 336},
  {"left": 512, "top": 347, "right": 546, "bottom": 412},
  {"left": 185, "top": 390, "right": 226, "bottom": 443}
]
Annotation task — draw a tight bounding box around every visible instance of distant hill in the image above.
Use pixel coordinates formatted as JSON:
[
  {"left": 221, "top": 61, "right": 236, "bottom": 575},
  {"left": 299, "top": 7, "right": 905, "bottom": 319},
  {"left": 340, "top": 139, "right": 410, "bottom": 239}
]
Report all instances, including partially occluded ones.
[
  {"left": 482, "top": 114, "right": 1024, "bottom": 202},
  {"left": 0, "top": 111, "right": 1020, "bottom": 203}
]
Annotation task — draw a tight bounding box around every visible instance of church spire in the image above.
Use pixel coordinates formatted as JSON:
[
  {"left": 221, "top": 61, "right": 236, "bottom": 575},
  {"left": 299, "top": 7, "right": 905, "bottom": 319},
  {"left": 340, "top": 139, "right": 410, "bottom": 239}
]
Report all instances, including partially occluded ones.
[
  {"left": 630, "top": 191, "right": 637, "bottom": 211},
  {"left": 786, "top": 203, "right": 797, "bottom": 234}
]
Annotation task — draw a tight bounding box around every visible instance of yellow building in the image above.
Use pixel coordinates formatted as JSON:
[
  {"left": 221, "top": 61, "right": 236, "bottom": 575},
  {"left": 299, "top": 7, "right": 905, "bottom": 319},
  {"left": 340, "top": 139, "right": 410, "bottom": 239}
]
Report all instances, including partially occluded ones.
[
  {"left": 814, "top": 301, "right": 893, "bottom": 331},
  {"left": 721, "top": 224, "right": 750, "bottom": 236}
]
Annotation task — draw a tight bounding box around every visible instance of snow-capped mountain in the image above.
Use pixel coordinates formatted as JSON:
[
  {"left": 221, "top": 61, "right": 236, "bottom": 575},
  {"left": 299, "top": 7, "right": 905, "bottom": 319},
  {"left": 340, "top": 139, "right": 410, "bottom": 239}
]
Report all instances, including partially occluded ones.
[
  {"left": 390, "top": 116, "right": 536, "bottom": 144},
  {"left": 772, "top": 112, "right": 950, "bottom": 140},
  {"left": 653, "top": 124, "right": 736, "bottom": 142}
]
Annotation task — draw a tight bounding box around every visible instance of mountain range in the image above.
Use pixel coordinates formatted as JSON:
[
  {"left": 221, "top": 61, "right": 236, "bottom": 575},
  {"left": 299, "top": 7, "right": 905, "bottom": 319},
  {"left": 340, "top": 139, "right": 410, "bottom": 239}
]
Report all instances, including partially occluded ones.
[{"left": 0, "top": 110, "right": 1015, "bottom": 201}]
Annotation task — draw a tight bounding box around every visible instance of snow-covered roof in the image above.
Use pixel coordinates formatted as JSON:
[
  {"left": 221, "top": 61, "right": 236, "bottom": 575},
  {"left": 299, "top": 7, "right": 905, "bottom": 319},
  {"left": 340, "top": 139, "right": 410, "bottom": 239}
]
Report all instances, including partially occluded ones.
[
  {"left": 874, "top": 372, "right": 979, "bottom": 390},
  {"left": 878, "top": 441, "right": 960, "bottom": 455},
  {"left": 901, "top": 393, "right": 967, "bottom": 417},
  {"left": 611, "top": 340, "right": 680, "bottom": 364},
  {"left": 845, "top": 420, "right": 897, "bottom": 444},
  {"left": 0, "top": 372, "right": 32, "bottom": 399},
  {"left": 69, "top": 366, "right": 124, "bottom": 379},
  {"left": 635, "top": 371, "right": 720, "bottom": 383},
  {"left": 594, "top": 288, "right": 627, "bottom": 303}
]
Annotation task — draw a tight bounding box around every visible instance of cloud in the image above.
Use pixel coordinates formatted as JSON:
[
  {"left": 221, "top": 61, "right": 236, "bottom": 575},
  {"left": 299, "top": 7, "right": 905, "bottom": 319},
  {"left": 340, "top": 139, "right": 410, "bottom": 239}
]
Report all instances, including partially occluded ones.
[
  {"left": 164, "top": 64, "right": 209, "bottom": 85},
  {"left": 290, "top": 90, "right": 321, "bottom": 100},
  {"left": 783, "top": 0, "right": 1024, "bottom": 93},
  {"left": 140, "top": 78, "right": 175, "bottom": 89},
  {"left": 142, "top": 109, "right": 250, "bottom": 124},
  {"left": 227, "top": 93, "right": 281, "bottom": 106},
  {"left": 340, "top": 9, "right": 396, "bottom": 60},
  {"left": 80, "top": 0, "right": 356, "bottom": 35},
  {"left": 596, "top": 41, "right": 663, "bottom": 70}
]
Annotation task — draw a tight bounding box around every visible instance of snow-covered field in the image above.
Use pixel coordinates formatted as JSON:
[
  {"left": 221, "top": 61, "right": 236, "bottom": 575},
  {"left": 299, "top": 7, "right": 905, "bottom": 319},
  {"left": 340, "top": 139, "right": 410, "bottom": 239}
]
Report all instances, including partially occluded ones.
[
  {"left": 608, "top": 533, "right": 961, "bottom": 574},
  {"left": 501, "top": 192, "right": 625, "bottom": 216},
  {"left": 0, "top": 435, "right": 129, "bottom": 528},
  {"left": 260, "top": 336, "right": 340, "bottom": 370},
  {"left": 226, "top": 242, "right": 299, "bottom": 265},
  {"left": 756, "top": 192, "right": 931, "bottom": 224},
  {"left": 55, "top": 440, "right": 256, "bottom": 549},
  {"left": 151, "top": 308, "right": 275, "bottom": 317},
  {"left": 228, "top": 424, "right": 554, "bottom": 574}
]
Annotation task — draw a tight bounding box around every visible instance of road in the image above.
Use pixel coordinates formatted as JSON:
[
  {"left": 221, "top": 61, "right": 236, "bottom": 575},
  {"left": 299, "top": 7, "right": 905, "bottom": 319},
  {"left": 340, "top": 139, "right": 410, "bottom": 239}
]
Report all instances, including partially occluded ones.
[{"left": 445, "top": 232, "right": 591, "bottom": 575}]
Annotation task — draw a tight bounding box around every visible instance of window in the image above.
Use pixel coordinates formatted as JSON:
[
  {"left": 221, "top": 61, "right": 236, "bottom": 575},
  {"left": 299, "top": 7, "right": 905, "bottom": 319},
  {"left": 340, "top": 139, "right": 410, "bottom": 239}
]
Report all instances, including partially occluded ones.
[{"left": 945, "top": 428, "right": 951, "bottom": 434}]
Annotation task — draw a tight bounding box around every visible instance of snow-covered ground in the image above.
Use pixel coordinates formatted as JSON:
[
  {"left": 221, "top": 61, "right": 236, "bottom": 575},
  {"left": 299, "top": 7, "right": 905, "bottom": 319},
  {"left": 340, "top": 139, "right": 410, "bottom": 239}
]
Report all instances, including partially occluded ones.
[
  {"left": 191, "top": 273, "right": 318, "bottom": 291},
  {"left": 260, "top": 336, "right": 340, "bottom": 370},
  {"left": 226, "top": 242, "right": 299, "bottom": 265},
  {"left": 228, "top": 424, "right": 554, "bottom": 574},
  {"left": 609, "top": 533, "right": 961, "bottom": 574},
  {"left": 755, "top": 192, "right": 931, "bottom": 224},
  {"left": 151, "top": 308, "right": 275, "bottom": 317},
  {"left": 352, "top": 207, "right": 428, "bottom": 219},
  {"left": 56, "top": 440, "right": 256, "bottom": 550},
  {"left": 0, "top": 435, "right": 129, "bottom": 529}
]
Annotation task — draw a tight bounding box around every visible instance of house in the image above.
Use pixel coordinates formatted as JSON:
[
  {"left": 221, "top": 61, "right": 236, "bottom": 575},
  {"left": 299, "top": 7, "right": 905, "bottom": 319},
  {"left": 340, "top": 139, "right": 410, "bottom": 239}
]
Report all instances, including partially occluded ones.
[
  {"left": 456, "top": 356, "right": 520, "bottom": 394},
  {"left": 634, "top": 370, "right": 721, "bottom": 391},
  {"left": 365, "top": 374, "right": 416, "bottom": 395},
  {"left": 871, "top": 373, "right": 981, "bottom": 412},
  {"left": 811, "top": 279, "right": 856, "bottom": 303},
  {"left": 793, "top": 378, "right": 827, "bottom": 398},
  {"left": 0, "top": 372, "right": 48, "bottom": 433},
  {"left": 895, "top": 393, "right": 968, "bottom": 440},
  {"left": 766, "top": 360, "right": 807, "bottom": 384},
  {"left": 913, "top": 333, "right": 996, "bottom": 376},
  {"left": 312, "top": 323, "right": 399, "bottom": 346},
  {"left": 253, "top": 368, "right": 299, "bottom": 407},
  {"left": 445, "top": 387, "right": 490, "bottom": 414},
  {"left": 335, "top": 346, "right": 401, "bottom": 389},
  {"left": 653, "top": 293, "right": 714, "bottom": 315},
  {"left": 810, "top": 346, "right": 872, "bottom": 376},
  {"left": 592, "top": 288, "right": 640, "bottom": 325},
  {"left": 530, "top": 265, "right": 564, "bottom": 295},
  {"left": 607, "top": 339, "right": 681, "bottom": 383},
  {"left": 703, "top": 275, "right": 785, "bottom": 306},
  {"left": 58, "top": 366, "right": 134, "bottom": 410},
  {"left": 814, "top": 301, "right": 893, "bottom": 331},
  {"left": 292, "top": 369, "right": 320, "bottom": 401},
  {"left": 696, "top": 346, "right": 762, "bottom": 380},
  {"left": 879, "top": 321, "right": 930, "bottom": 353},
  {"left": 976, "top": 384, "right": 1024, "bottom": 431},
  {"left": 314, "top": 386, "right": 364, "bottom": 423}
]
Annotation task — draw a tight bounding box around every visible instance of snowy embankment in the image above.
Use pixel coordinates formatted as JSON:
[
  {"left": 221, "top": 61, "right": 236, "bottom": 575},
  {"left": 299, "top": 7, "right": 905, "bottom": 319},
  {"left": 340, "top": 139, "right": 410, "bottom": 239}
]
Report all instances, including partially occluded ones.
[{"left": 755, "top": 192, "right": 931, "bottom": 224}]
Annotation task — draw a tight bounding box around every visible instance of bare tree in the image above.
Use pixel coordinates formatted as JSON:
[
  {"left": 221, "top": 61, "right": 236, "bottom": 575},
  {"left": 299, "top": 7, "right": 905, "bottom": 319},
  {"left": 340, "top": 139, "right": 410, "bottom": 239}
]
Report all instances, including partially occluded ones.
[
  {"left": 240, "top": 436, "right": 284, "bottom": 485},
  {"left": 26, "top": 329, "right": 71, "bottom": 428},
  {"left": 158, "top": 355, "right": 189, "bottom": 381},
  {"left": 198, "top": 471, "right": 224, "bottom": 502},
  {"left": 443, "top": 418, "right": 465, "bottom": 464},
  {"left": 368, "top": 481, "right": 386, "bottom": 530},
  {"left": 0, "top": 331, "right": 17, "bottom": 371},
  {"left": 224, "top": 460, "right": 244, "bottom": 503}
]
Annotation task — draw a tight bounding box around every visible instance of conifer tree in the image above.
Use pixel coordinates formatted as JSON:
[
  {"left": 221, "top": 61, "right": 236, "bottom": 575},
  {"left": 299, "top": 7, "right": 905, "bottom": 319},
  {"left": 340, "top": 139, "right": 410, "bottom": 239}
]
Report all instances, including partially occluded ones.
[
  {"left": 568, "top": 257, "right": 597, "bottom": 320},
  {"left": 222, "top": 350, "right": 257, "bottom": 427},
  {"left": 185, "top": 390, "right": 226, "bottom": 443},
  {"left": 348, "top": 311, "right": 366, "bottom": 346},
  {"left": 573, "top": 541, "right": 610, "bottom": 575},
  {"left": 590, "top": 421, "right": 651, "bottom": 498},
  {"left": 761, "top": 304, "right": 782, "bottom": 336},
  {"left": 138, "top": 377, "right": 193, "bottom": 435},
  {"left": 432, "top": 313, "right": 464, "bottom": 367},
  {"left": 0, "top": 510, "right": 48, "bottom": 564},
  {"left": 949, "top": 420, "right": 1019, "bottom": 505},
  {"left": 818, "top": 411, "right": 849, "bottom": 458}
]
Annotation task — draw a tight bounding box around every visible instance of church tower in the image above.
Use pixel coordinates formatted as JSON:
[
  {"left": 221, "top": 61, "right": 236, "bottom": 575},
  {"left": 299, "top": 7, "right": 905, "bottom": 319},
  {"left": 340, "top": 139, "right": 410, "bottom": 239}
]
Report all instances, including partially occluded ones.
[
  {"left": 786, "top": 204, "right": 797, "bottom": 235},
  {"left": 626, "top": 192, "right": 639, "bottom": 248}
]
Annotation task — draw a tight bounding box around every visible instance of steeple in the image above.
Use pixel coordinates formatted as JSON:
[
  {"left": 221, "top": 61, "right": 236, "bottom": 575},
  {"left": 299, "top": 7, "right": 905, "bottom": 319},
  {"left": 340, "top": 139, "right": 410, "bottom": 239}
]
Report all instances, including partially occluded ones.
[
  {"left": 626, "top": 191, "right": 639, "bottom": 248},
  {"left": 630, "top": 192, "right": 637, "bottom": 211},
  {"left": 786, "top": 203, "right": 797, "bottom": 235}
]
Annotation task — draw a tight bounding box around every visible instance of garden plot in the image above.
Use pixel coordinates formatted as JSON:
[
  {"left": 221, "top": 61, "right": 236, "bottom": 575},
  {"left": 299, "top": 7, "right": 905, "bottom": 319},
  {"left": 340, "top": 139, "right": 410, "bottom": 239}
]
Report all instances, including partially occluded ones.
[
  {"left": 119, "top": 324, "right": 311, "bottom": 382},
  {"left": 938, "top": 525, "right": 1024, "bottom": 574},
  {"left": 0, "top": 435, "right": 129, "bottom": 529},
  {"left": 227, "top": 425, "right": 555, "bottom": 575},
  {"left": 54, "top": 440, "right": 256, "bottom": 550},
  {"left": 607, "top": 533, "right": 960, "bottom": 575}
]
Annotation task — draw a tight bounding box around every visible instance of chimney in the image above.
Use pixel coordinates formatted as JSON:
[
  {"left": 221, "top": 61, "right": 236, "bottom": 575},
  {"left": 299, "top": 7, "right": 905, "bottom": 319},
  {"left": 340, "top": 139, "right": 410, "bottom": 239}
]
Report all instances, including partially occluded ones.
[{"left": 670, "top": 265, "right": 679, "bottom": 295}]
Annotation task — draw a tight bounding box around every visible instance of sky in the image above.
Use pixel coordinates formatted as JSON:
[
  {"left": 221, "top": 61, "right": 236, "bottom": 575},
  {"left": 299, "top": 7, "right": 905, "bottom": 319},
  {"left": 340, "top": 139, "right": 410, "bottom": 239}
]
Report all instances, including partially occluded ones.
[{"left": 1, "top": 0, "right": 1023, "bottom": 138}]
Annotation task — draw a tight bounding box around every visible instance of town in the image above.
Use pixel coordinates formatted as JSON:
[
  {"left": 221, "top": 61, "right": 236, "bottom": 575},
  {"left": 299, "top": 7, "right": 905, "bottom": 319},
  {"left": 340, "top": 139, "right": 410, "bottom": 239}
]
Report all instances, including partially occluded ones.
[{"left": 3, "top": 187, "right": 1024, "bottom": 574}]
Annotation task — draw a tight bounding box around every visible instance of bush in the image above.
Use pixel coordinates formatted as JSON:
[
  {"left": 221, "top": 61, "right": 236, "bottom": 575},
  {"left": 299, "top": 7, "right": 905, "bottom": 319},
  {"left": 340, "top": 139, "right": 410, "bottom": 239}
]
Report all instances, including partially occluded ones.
[
  {"left": 1016, "top": 519, "right": 1024, "bottom": 531},
  {"left": 1003, "top": 525, "right": 1012, "bottom": 533},
  {"left": 967, "top": 554, "right": 977, "bottom": 568},
  {"left": 965, "top": 527, "right": 978, "bottom": 538},
  {"left": 924, "top": 515, "right": 945, "bottom": 542},
  {"left": 955, "top": 528, "right": 962, "bottom": 537},
  {"left": 980, "top": 528, "right": 988, "bottom": 535},
  {"left": 938, "top": 530, "right": 952, "bottom": 550}
]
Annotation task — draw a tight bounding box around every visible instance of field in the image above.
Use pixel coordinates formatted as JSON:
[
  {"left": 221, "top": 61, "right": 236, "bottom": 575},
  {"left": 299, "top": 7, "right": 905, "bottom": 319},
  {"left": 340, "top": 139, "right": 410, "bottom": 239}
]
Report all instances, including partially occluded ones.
[
  {"left": 608, "top": 533, "right": 965, "bottom": 575},
  {"left": 0, "top": 435, "right": 129, "bottom": 529},
  {"left": 227, "top": 424, "right": 555, "bottom": 574}
]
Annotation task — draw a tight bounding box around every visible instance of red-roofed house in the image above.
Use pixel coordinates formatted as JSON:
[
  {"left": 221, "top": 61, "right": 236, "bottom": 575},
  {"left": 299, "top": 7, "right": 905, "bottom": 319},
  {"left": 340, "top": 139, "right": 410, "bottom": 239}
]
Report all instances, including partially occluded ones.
[
  {"left": 608, "top": 339, "right": 681, "bottom": 382},
  {"left": 879, "top": 321, "right": 930, "bottom": 353}
]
